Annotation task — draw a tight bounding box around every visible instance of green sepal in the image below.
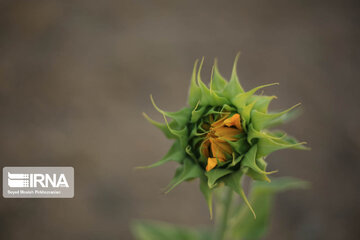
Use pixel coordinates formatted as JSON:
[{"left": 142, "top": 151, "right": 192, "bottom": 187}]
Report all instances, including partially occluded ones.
[
  {"left": 228, "top": 154, "right": 243, "bottom": 167},
  {"left": 188, "top": 59, "right": 201, "bottom": 108},
  {"left": 163, "top": 116, "right": 189, "bottom": 149},
  {"left": 203, "top": 106, "right": 223, "bottom": 116},
  {"left": 188, "top": 123, "right": 200, "bottom": 139},
  {"left": 256, "top": 157, "right": 268, "bottom": 171},
  {"left": 200, "top": 174, "right": 214, "bottom": 219},
  {"left": 137, "top": 140, "right": 184, "bottom": 169},
  {"left": 151, "top": 95, "right": 191, "bottom": 128},
  {"left": 205, "top": 169, "right": 233, "bottom": 189},
  {"left": 210, "top": 59, "right": 228, "bottom": 92},
  {"left": 190, "top": 103, "right": 207, "bottom": 123},
  {"left": 232, "top": 83, "right": 278, "bottom": 110},
  {"left": 225, "top": 134, "right": 250, "bottom": 155},
  {"left": 256, "top": 135, "right": 307, "bottom": 158},
  {"left": 220, "top": 104, "right": 237, "bottom": 112},
  {"left": 143, "top": 113, "right": 177, "bottom": 139},
  {"left": 222, "top": 170, "right": 256, "bottom": 218},
  {"left": 238, "top": 101, "right": 256, "bottom": 125},
  {"left": 242, "top": 145, "right": 277, "bottom": 176},
  {"left": 245, "top": 168, "right": 271, "bottom": 182},
  {"left": 248, "top": 95, "right": 277, "bottom": 113},
  {"left": 247, "top": 124, "right": 286, "bottom": 144},
  {"left": 244, "top": 156, "right": 271, "bottom": 182},
  {"left": 165, "top": 158, "right": 202, "bottom": 193},
  {"left": 185, "top": 145, "right": 198, "bottom": 162},
  {"left": 251, "top": 103, "right": 300, "bottom": 130},
  {"left": 197, "top": 59, "right": 230, "bottom": 106},
  {"left": 222, "top": 53, "right": 245, "bottom": 99}
]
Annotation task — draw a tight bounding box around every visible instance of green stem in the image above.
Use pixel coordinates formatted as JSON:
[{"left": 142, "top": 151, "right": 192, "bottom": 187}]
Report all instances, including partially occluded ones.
[{"left": 215, "top": 188, "right": 233, "bottom": 240}]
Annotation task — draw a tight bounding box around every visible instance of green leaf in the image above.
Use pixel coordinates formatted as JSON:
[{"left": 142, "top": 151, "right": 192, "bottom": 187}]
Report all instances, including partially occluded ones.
[
  {"left": 205, "top": 169, "right": 233, "bottom": 188},
  {"left": 137, "top": 140, "right": 184, "bottom": 169},
  {"left": 165, "top": 158, "right": 202, "bottom": 193},
  {"left": 131, "top": 220, "right": 211, "bottom": 240},
  {"left": 229, "top": 177, "right": 309, "bottom": 240}
]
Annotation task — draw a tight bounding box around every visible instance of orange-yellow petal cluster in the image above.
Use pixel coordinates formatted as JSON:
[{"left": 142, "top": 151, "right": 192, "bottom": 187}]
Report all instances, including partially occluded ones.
[{"left": 201, "top": 114, "right": 243, "bottom": 171}]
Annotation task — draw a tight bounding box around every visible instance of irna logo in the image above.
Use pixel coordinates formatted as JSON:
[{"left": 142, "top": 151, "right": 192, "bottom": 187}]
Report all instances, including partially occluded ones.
[
  {"left": 8, "top": 172, "right": 69, "bottom": 188},
  {"left": 3, "top": 167, "right": 74, "bottom": 198}
]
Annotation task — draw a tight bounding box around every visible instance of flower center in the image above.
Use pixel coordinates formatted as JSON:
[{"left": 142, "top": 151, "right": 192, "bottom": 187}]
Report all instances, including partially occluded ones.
[{"left": 201, "top": 113, "right": 243, "bottom": 171}]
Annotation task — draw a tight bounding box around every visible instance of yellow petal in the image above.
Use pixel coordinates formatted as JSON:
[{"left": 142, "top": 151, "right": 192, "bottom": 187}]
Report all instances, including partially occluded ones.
[
  {"left": 211, "top": 114, "right": 229, "bottom": 128},
  {"left": 215, "top": 127, "right": 242, "bottom": 141},
  {"left": 210, "top": 138, "right": 233, "bottom": 158},
  {"left": 210, "top": 138, "right": 226, "bottom": 159},
  {"left": 215, "top": 140, "right": 233, "bottom": 156},
  {"left": 201, "top": 139, "right": 210, "bottom": 157},
  {"left": 206, "top": 157, "right": 218, "bottom": 171},
  {"left": 224, "top": 113, "right": 242, "bottom": 130}
]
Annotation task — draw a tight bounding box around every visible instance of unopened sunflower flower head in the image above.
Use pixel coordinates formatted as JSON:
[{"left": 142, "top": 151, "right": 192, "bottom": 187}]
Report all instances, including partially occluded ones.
[{"left": 142, "top": 54, "right": 307, "bottom": 218}]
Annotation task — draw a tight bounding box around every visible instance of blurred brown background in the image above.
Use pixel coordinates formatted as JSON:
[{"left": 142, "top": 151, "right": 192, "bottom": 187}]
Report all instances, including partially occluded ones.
[{"left": 0, "top": 0, "right": 359, "bottom": 239}]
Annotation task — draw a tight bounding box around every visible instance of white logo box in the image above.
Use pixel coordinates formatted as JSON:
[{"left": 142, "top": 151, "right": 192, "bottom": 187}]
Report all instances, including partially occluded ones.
[{"left": 3, "top": 167, "right": 74, "bottom": 198}]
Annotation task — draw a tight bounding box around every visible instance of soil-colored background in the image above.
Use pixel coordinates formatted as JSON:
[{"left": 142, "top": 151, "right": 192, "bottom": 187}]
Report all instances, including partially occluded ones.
[{"left": 0, "top": 1, "right": 359, "bottom": 239}]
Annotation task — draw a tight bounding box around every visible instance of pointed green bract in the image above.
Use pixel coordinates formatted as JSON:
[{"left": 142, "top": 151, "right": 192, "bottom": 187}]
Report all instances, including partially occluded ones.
[
  {"left": 200, "top": 174, "right": 214, "bottom": 219},
  {"left": 248, "top": 95, "right": 277, "bottom": 113},
  {"left": 188, "top": 60, "right": 201, "bottom": 108},
  {"left": 232, "top": 83, "right": 278, "bottom": 110},
  {"left": 210, "top": 59, "right": 227, "bottom": 92},
  {"left": 143, "top": 113, "right": 177, "bottom": 139},
  {"left": 137, "top": 141, "right": 184, "bottom": 169},
  {"left": 142, "top": 54, "right": 307, "bottom": 217},
  {"left": 222, "top": 53, "right": 245, "bottom": 98},
  {"left": 256, "top": 136, "right": 307, "bottom": 158},
  {"left": 151, "top": 95, "right": 191, "bottom": 128},
  {"left": 205, "top": 169, "right": 233, "bottom": 188},
  {"left": 197, "top": 63, "right": 229, "bottom": 106},
  {"left": 251, "top": 103, "right": 301, "bottom": 130},
  {"left": 242, "top": 145, "right": 277, "bottom": 178},
  {"left": 165, "top": 158, "right": 202, "bottom": 194},
  {"left": 162, "top": 115, "right": 189, "bottom": 149},
  {"left": 223, "top": 170, "right": 256, "bottom": 218},
  {"left": 190, "top": 103, "right": 206, "bottom": 123}
]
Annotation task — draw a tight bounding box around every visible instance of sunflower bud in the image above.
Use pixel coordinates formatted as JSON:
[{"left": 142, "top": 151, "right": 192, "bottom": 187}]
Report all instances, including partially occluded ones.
[{"left": 142, "top": 54, "right": 307, "bottom": 218}]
